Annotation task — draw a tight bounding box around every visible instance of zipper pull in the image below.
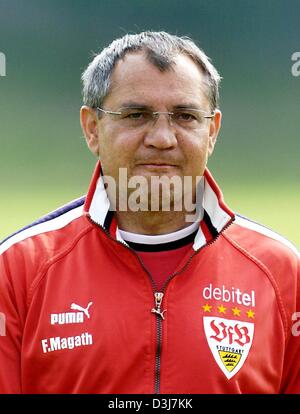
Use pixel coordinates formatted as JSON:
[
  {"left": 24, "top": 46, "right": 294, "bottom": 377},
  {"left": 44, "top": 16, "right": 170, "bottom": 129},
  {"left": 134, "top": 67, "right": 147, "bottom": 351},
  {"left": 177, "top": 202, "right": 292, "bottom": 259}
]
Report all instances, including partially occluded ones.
[{"left": 151, "top": 292, "right": 167, "bottom": 320}]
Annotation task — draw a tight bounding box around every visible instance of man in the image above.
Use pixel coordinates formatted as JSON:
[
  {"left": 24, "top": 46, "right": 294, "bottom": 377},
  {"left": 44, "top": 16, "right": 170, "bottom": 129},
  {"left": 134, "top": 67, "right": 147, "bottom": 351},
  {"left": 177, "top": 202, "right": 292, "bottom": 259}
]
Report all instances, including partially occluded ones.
[{"left": 0, "top": 31, "right": 299, "bottom": 394}]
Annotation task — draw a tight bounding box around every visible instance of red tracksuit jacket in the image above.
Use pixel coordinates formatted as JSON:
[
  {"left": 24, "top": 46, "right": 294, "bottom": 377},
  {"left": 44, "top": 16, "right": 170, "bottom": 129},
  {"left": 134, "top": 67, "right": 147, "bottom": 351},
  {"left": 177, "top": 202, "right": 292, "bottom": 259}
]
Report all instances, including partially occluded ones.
[{"left": 0, "top": 162, "right": 299, "bottom": 393}]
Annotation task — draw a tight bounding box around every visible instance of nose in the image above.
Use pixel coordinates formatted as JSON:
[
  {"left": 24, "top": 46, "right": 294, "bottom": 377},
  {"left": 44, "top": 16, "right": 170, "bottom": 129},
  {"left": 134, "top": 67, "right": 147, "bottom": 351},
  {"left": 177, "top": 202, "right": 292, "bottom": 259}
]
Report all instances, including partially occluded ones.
[{"left": 143, "top": 113, "right": 178, "bottom": 150}]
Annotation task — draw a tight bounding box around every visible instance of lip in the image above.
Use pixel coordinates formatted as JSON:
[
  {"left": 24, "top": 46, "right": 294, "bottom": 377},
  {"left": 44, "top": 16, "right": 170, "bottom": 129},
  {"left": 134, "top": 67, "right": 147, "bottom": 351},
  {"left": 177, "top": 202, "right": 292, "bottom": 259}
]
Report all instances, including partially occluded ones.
[
  {"left": 137, "top": 161, "right": 179, "bottom": 167},
  {"left": 140, "top": 163, "right": 176, "bottom": 166},
  {"left": 137, "top": 163, "right": 178, "bottom": 169}
]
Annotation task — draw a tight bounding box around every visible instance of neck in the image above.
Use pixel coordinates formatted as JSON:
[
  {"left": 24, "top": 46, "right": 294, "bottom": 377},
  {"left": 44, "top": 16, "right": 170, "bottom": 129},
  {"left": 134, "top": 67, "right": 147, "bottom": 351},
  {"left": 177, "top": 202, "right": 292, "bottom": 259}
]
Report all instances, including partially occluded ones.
[{"left": 116, "top": 210, "right": 197, "bottom": 235}]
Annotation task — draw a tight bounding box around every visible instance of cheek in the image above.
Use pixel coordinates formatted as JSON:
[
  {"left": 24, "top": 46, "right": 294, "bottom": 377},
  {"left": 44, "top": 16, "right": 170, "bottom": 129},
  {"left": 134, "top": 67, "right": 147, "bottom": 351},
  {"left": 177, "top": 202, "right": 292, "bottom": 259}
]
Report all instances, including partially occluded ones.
[
  {"left": 98, "top": 129, "right": 139, "bottom": 175},
  {"left": 181, "top": 137, "right": 210, "bottom": 176}
]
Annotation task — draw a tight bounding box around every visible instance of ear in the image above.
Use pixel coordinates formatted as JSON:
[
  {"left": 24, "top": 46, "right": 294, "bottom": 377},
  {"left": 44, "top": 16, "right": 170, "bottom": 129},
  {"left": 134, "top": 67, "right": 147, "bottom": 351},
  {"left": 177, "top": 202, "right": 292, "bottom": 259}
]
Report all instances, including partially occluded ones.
[
  {"left": 208, "top": 109, "right": 222, "bottom": 157},
  {"left": 80, "top": 106, "right": 100, "bottom": 157}
]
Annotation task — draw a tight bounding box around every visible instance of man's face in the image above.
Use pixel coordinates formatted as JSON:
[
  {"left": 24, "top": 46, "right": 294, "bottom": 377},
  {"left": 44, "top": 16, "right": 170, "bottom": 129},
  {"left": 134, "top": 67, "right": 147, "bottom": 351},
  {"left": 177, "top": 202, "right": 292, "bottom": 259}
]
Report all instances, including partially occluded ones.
[{"left": 82, "top": 52, "right": 221, "bottom": 209}]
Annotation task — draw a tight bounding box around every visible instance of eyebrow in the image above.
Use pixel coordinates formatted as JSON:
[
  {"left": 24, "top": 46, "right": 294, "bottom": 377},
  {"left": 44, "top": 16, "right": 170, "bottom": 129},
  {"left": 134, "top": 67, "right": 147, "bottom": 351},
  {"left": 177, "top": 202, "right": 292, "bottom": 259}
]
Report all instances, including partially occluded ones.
[
  {"left": 173, "top": 104, "right": 205, "bottom": 110},
  {"left": 118, "top": 102, "right": 205, "bottom": 111},
  {"left": 118, "top": 103, "right": 150, "bottom": 110}
]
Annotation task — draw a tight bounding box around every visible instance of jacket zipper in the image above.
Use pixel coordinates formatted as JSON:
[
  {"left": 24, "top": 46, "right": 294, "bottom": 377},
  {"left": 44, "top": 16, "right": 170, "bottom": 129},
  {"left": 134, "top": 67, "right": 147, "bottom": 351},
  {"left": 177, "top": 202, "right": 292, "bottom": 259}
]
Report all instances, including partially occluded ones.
[
  {"left": 151, "top": 217, "right": 235, "bottom": 393},
  {"left": 87, "top": 214, "right": 234, "bottom": 393}
]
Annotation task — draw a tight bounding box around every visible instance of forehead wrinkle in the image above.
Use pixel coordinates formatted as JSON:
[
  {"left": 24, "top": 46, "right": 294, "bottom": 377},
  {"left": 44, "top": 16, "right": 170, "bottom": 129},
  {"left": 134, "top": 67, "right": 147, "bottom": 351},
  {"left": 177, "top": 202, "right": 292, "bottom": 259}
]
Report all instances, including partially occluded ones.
[
  {"left": 117, "top": 102, "right": 153, "bottom": 110},
  {"left": 104, "top": 53, "right": 210, "bottom": 108}
]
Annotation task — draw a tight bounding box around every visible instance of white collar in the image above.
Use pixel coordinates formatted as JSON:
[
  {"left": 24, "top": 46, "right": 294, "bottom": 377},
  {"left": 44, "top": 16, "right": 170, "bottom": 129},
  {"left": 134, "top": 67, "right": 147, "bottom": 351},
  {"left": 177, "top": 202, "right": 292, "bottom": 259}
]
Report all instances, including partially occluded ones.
[
  {"left": 118, "top": 221, "right": 200, "bottom": 245},
  {"left": 87, "top": 164, "right": 234, "bottom": 251}
]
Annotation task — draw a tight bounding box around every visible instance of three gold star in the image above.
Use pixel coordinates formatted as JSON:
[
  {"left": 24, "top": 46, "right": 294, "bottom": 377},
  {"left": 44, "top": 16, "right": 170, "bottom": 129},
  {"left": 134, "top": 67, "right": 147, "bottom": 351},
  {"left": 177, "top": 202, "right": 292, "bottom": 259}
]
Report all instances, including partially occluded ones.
[
  {"left": 232, "top": 307, "right": 241, "bottom": 316},
  {"left": 202, "top": 303, "right": 212, "bottom": 312},
  {"left": 246, "top": 309, "right": 255, "bottom": 319},
  {"left": 217, "top": 304, "right": 226, "bottom": 314}
]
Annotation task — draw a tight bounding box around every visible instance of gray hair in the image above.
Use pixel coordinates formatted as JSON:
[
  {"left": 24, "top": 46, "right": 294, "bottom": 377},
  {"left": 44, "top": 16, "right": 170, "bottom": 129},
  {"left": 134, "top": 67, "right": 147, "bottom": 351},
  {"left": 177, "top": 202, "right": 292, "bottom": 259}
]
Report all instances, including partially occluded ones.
[{"left": 81, "top": 31, "right": 221, "bottom": 110}]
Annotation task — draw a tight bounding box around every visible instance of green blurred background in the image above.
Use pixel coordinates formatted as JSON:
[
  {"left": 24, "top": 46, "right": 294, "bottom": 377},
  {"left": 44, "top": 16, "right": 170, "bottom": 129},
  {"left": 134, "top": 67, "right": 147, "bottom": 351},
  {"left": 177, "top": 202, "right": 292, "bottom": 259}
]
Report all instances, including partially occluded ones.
[{"left": 0, "top": 0, "right": 299, "bottom": 246}]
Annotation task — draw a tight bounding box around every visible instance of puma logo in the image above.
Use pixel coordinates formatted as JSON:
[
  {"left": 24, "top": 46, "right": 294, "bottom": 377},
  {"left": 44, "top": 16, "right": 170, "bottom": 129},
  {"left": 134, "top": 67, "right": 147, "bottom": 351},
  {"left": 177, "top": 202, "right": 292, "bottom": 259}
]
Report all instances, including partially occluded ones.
[
  {"left": 50, "top": 302, "right": 93, "bottom": 325},
  {"left": 70, "top": 302, "right": 93, "bottom": 319}
]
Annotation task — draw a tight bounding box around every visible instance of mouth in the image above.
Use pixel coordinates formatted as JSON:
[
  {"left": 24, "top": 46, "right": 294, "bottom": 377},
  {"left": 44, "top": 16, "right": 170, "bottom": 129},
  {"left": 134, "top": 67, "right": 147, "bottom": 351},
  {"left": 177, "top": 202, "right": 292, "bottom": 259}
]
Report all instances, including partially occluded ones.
[
  {"left": 140, "top": 163, "right": 176, "bottom": 166},
  {"left": 137, "top": 163, "right": 179, "bottom": 171},
  {"left": 137, "top": 160, "right": 179, "bottom": 167}
]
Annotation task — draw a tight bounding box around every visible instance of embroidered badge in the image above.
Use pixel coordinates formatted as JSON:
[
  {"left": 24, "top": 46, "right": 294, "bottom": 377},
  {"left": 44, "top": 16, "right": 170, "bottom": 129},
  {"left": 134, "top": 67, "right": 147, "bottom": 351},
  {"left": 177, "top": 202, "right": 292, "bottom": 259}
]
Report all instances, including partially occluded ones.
[{"left": 203, "top": 316, "right": 254, "bottom": 379}]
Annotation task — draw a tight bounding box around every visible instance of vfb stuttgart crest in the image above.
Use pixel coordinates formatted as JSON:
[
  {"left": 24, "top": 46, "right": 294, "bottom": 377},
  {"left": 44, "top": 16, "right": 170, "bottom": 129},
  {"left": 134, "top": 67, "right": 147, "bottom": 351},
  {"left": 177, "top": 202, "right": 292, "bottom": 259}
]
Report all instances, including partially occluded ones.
[{"left": 203, "top": 317, "right": 254, "bottom": 379}]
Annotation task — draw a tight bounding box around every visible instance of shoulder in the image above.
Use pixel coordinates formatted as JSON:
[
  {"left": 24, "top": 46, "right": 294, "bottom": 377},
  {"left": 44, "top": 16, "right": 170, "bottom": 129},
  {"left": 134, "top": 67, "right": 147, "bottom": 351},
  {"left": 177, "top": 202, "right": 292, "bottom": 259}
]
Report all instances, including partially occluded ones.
[
  {"left": 226, "top": 214, "right": 299, "bottom": 262},
  {"left": 0, "top": 196, "right": 95, "bottom": 315},
  {"left": 0, "top": 195, "right": 89, "bottom": 261},
  {"left": 224, "top": 214, "right": 299, "bottom": 332},
  {"left": 224, "top": 213, "right": 299, "bottom": 313}
]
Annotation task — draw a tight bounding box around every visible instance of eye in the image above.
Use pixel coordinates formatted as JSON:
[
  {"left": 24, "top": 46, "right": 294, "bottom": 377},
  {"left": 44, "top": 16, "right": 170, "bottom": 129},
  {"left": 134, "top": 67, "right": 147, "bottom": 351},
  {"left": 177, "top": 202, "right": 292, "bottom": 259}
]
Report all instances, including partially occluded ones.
[
  {"left": 128, "top": 112, "right": 146, "bottom": 119},
  {"left": 173, "top": 111, "right": 199, "bottom": 122},
  {"left": 120, "top": 110, "right": 151, "bottom": 120}
]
